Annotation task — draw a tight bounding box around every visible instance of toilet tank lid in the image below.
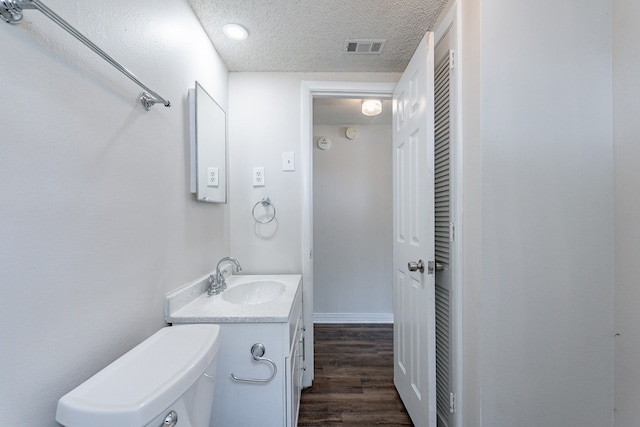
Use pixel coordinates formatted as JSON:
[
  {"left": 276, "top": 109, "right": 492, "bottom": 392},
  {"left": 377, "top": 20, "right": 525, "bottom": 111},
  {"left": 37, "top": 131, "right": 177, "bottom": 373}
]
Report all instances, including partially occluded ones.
[{"left": 56, "top": 324, "right": 221, "bottom": 427}]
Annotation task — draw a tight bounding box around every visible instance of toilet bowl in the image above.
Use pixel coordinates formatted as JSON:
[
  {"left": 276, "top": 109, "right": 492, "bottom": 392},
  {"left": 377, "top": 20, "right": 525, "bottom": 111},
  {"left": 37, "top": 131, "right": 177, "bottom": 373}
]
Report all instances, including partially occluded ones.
[{"left": 55, "top": 324, "right": 221, "bottom": 427}]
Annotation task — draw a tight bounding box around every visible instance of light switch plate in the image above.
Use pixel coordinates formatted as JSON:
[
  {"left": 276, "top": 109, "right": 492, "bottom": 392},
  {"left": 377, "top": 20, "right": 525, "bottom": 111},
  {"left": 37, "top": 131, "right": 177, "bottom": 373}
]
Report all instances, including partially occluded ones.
[
  {"left": 282, "top": 152, "right": 295, "bottom": 171},
  {"left": 253, "top": 167, "right": 265, "bottom": 186}
]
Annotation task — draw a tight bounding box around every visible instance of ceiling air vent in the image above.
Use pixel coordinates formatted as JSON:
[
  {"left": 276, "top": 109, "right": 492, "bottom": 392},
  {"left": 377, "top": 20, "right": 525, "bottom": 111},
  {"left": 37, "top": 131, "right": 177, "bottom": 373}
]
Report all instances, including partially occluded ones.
[{"left": 344, "top": 39, "right": 386, "bottom": 54}]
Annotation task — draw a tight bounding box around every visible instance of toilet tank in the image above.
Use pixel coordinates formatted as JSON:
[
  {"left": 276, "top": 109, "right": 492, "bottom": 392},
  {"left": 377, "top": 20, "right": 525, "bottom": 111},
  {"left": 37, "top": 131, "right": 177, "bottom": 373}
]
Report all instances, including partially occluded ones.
[{"left": 56, "top": 324, "right": 221, "bottom": 427}]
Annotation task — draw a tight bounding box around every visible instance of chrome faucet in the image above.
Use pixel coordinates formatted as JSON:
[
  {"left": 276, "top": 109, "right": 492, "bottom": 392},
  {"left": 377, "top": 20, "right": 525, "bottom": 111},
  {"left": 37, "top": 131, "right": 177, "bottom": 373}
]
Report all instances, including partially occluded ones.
[{"left": 208, "top": 257, "right": 242, "bottom": 295}]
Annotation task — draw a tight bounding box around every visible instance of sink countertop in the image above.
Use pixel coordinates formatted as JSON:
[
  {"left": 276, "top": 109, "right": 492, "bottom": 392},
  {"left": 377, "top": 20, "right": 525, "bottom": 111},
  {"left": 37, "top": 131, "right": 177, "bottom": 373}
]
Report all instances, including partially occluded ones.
[{"left": 165, "top": 274, "right": 302, "bottom": 323}]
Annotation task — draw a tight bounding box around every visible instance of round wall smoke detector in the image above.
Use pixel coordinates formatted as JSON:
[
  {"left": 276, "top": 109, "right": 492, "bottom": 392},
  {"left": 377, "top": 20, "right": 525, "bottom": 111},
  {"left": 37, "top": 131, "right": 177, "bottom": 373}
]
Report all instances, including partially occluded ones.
[{"left": 345, "top": 127, "right": 357, "bottom": 140}]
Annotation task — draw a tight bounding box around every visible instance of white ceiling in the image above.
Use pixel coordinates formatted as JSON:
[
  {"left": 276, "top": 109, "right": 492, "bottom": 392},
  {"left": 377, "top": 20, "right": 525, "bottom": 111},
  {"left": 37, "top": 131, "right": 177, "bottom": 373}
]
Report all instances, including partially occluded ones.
[{"left": 187, "top": 0, "right": 449, "bottom": 72}]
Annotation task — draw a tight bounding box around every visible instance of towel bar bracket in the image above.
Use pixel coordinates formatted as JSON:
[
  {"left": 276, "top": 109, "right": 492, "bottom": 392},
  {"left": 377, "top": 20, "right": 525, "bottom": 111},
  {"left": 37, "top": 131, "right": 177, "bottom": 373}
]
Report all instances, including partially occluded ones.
[{"left": 0, "top": 0, "right": 25, "bottom": 24}]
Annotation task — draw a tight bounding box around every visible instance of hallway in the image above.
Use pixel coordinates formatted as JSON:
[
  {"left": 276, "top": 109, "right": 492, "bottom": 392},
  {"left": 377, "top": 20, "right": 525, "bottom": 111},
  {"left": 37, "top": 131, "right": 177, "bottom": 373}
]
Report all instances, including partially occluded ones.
[{"left": 298, "top": 324, "right": 413, "bottom": 426}]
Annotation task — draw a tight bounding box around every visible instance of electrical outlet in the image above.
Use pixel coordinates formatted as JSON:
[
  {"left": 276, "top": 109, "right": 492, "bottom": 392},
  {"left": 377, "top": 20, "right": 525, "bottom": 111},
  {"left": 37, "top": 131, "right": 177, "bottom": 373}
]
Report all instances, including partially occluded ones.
[
  {"left": 253, "top": 167, "right": 265, "bottom": 186},
  {"left": 207, "top": 167, "right": 219, "bottom": 187}
]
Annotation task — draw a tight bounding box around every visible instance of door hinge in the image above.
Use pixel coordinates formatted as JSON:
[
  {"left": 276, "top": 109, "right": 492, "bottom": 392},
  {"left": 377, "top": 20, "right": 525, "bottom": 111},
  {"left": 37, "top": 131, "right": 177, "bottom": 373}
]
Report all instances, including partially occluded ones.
[
  {"left": 450, "top": 392, "right": 456, "bottom": 413},
  {"left": 449, "top": 50, "right": 456, "bottom": 70},
  {"left": 449, "top": 222, "right": 455, "bottom": 242}
]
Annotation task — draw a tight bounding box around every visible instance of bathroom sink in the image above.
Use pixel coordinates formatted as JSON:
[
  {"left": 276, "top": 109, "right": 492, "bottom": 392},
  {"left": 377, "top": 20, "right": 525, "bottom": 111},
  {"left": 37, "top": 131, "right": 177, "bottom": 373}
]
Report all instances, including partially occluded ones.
[{"left": 222, "top": 281, "right": 286, "bottom": 305}]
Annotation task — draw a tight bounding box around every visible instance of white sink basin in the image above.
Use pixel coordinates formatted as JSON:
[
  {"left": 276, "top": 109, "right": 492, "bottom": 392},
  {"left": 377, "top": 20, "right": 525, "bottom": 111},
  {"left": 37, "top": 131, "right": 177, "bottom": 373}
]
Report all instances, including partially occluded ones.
[{"left": 222, "top": 281, "right": 286, "bottom": 305}]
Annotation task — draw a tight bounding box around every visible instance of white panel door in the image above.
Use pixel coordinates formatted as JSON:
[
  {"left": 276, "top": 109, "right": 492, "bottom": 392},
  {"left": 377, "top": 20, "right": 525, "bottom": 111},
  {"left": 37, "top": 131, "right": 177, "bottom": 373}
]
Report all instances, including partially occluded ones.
[{"left": 392, "top": 32, "right": 436, "bottom": 427}]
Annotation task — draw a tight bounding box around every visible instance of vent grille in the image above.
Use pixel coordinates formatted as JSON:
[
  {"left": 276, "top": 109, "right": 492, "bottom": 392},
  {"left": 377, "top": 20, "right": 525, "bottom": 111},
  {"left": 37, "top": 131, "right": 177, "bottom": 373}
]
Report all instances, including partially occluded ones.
[{"left": 344, "top": 39, "right": 386, "bottom": 54}]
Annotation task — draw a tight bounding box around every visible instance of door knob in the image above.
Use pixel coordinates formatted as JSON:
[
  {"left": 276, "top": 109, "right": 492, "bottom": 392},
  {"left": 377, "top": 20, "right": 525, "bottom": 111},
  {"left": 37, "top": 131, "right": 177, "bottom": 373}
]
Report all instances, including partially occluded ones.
[
  {"left": 163, "top": 411, "right": 178, "bottom": 426},
  {"left": 408, "top": 260, "right": 425, "bottom": 273}
]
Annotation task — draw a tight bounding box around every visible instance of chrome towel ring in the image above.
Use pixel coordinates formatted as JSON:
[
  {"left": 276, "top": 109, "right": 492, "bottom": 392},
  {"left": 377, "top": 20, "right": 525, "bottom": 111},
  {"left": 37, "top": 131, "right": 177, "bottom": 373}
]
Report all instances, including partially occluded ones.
[{"left": 252, "top": 197, "right": 276, "bottom": 224}]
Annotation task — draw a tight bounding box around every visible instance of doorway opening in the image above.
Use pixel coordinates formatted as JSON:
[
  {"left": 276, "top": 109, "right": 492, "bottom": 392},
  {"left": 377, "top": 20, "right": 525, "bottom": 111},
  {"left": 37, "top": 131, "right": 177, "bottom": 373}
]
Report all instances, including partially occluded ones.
[
  {"left": 300, "top": 81, "right": 396, "bottom": 387},
  {"left": 312, "top": 97, "right": 393, "bottom": 324}
]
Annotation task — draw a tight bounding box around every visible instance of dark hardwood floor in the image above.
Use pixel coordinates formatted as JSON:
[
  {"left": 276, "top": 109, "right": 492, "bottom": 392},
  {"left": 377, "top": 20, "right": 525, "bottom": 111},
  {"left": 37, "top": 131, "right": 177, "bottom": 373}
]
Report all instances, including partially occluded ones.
[{"left": 298, "top": 324, "right": 414, "bottom": 426}]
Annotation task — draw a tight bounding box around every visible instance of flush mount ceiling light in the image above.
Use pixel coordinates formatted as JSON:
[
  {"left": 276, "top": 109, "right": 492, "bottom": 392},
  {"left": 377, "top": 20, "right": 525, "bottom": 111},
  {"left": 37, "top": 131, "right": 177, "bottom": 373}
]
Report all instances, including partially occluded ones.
[
  {"left": 362, "top": 99, "right": 382, "bottom": 116},
  {"left": 223, "top": 23, "right": 248, "bottom": 40}
]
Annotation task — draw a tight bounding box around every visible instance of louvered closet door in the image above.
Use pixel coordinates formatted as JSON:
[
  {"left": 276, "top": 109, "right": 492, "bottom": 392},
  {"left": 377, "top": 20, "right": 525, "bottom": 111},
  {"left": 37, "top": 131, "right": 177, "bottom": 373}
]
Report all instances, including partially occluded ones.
[
  {"left": 434, "top": 52, "right": 451, "bottom": 272},
  {"left": 434, "top": 48, "right": 455, "bottom": 427}
]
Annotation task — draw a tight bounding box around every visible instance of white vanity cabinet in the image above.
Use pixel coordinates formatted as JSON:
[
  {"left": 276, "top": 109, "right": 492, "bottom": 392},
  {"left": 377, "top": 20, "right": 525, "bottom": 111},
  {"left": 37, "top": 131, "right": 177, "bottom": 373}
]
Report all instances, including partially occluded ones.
[
  {"left": 165, "top": 274, "right": 304, "bottom": 427},
  {"left": 210, "top": 284, "right": 304, "bottom": 427}
]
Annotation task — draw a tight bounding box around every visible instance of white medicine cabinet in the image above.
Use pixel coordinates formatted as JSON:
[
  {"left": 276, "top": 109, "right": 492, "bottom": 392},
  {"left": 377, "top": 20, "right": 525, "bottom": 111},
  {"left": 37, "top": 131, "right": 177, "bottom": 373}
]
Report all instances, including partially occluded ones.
[{"left": 189, "top": 81, "right": 227, "bottom": 203}]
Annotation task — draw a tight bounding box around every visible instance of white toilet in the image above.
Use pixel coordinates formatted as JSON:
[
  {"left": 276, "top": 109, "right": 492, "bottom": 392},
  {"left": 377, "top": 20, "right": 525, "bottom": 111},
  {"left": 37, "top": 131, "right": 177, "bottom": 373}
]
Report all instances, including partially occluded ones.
[{"left": 55, "top": 324, "right": 221, "bottom": 427}]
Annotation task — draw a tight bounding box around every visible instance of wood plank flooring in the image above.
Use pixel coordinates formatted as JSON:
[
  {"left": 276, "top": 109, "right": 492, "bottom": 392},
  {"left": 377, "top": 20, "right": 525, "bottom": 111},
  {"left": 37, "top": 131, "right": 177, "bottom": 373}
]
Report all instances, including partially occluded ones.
[{"left": 298, "top": 324, "right": 414, "bottom": 426}]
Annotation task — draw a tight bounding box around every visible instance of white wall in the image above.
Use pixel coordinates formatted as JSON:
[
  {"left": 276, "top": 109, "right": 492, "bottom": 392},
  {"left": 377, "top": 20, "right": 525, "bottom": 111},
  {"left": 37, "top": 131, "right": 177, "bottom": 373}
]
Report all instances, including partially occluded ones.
[
  {"left": 457, "top": 0, "right": 483, "bottom": 424},
  {"left": 613, "top": 1, "right": 640, "bottom": 426},
  {"left": 312, "top": 124, "right": 393, "bottom": 319},
  {"left": 476, "top": 0, "right": 614, "bottom": 425},
  {"left": 228, "top": 72, "right": 399, "bottom": 274},
  {"left": 0, "top": 1, "right": 229, "bottom": 425}
]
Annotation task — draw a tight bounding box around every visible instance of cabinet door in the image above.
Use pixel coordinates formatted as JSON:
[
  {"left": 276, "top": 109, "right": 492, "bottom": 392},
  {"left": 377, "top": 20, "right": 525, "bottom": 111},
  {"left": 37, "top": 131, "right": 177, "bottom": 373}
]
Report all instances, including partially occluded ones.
[
  {"left": 287, "top": 310, "right": 304, "bottom": 427},
  {"left": 292, "top": 323, "right": 304, "bottom": 425}
]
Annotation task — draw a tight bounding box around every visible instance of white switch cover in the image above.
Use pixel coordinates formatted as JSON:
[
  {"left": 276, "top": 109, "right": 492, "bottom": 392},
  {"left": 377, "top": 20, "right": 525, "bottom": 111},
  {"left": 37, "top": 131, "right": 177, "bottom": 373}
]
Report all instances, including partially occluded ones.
[
  {"left": 253, "top": 167, "right": 265, "bottom": 186},
  {"left": 282, "top": 152, "right": 295, "bottom": 171},
  {"left": 207, "top": 167, "right": 219, "bottom": 187}
]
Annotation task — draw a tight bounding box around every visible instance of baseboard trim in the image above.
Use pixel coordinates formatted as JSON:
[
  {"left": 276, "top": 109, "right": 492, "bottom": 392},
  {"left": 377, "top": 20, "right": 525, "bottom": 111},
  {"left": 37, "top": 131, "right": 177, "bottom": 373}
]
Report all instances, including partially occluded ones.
[{"left": 313, "top": 313, "right": 394, "bottom": 324}]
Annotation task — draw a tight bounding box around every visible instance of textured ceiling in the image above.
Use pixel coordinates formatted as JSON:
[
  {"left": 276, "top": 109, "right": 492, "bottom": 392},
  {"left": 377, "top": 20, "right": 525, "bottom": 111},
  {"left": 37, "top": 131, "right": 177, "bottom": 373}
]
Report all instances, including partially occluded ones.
[{"left": 187, "top": 0, "right": 449, "bottom": 72}]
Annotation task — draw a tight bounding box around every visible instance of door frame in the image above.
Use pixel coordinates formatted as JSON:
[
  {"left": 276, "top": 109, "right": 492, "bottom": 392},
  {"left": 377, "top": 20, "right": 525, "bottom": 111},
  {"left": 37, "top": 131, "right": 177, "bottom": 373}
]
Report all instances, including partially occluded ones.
[
  {"left": 300, "top": 70, "right": 463, "bottom": 414},
  {"left": 300, "top": 74, "right": 463, "bottom": 418},
  {"left": 299, "top": 52, "right": 464, "bottom": 422},
  {"left": 300, "top": 81, "right": 396, "bottom": 387}
]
